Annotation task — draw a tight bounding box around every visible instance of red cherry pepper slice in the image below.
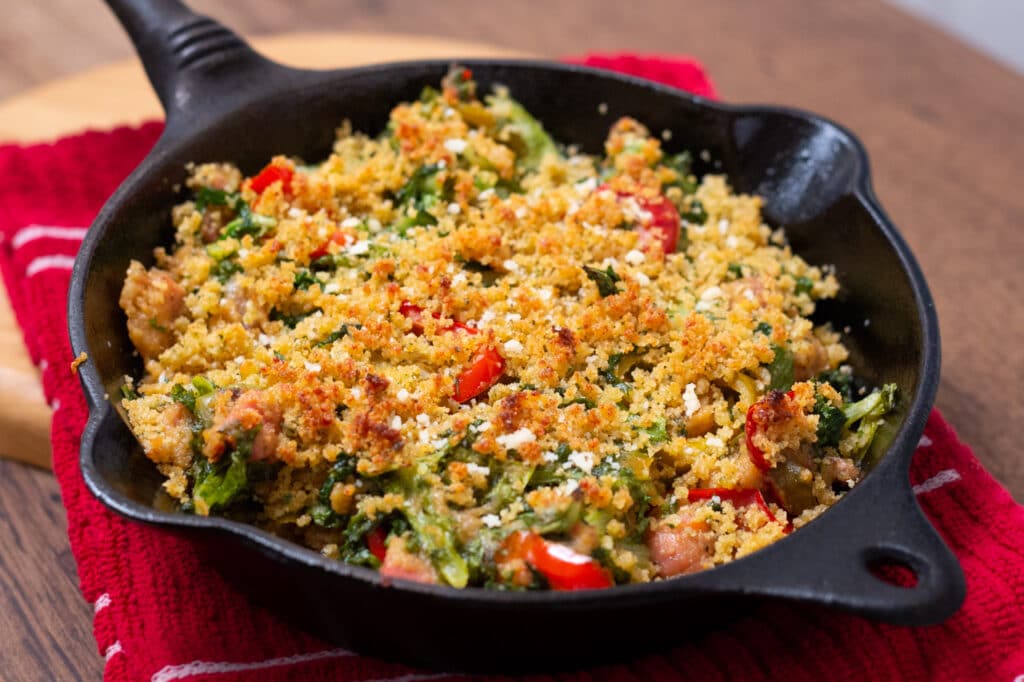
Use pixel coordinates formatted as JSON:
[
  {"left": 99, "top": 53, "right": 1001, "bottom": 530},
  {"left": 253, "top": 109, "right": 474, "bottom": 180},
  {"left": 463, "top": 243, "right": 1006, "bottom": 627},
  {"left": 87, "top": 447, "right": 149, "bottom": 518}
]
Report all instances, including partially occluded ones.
[
  {"left": 367, "top": 525, "right": 388, "bottom": 563},
  {"left": 399, "top": 301, "right": 478, "bottom": 336},
  {"left": 500, "top": 531, "right": 613, "bottom": 591},
  {"left": 249, "top": 163, "right": 294, "bottom": 196},
  {"left": 452, "top": 345, "right": 505, "bottom": 403},
  {"left": 687, "top": 488, "right": 780, "bottom": 522},
  {"left": 399, "top": 302, "right": 498, "bottom": 401},
  {"left": 309, "top": 231, "right": 349, "bottom": 262},
  {"left": 598, "top": 184, "right": 681, "bottom": 255},
  {"left": 744, "top": 389, "right": 797, "bottom": 472}
]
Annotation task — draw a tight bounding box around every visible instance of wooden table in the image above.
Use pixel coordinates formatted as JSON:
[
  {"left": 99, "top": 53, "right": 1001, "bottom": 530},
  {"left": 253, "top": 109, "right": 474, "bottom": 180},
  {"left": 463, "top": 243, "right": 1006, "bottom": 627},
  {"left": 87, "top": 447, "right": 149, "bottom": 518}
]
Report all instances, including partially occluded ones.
[{"left": 1, "top": 1, "right": 1022, "bottom": 678}]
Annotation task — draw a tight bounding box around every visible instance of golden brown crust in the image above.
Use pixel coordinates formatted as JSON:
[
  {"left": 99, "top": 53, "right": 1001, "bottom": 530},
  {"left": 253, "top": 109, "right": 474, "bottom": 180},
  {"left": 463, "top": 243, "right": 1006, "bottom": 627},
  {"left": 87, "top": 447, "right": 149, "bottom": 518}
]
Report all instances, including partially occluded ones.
[{"left": 118, "top": 85, "right": 861, "bottom": 583}]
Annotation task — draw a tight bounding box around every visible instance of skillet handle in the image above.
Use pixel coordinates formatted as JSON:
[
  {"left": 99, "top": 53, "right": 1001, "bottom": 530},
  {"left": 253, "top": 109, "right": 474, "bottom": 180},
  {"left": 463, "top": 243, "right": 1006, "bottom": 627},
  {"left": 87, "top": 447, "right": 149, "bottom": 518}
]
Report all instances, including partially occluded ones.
[
  {"left": 104, "top": 0, "right": 292, "bottom": 127},
  {"left": 728, "top": 468, "right": 966, "bottom": 625}
]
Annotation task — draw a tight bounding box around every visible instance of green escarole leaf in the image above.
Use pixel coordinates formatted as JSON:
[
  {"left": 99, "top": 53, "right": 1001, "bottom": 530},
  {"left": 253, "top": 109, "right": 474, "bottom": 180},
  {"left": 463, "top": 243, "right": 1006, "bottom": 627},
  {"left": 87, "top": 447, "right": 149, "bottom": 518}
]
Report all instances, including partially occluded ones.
[
  {"left": 193, "top": 449, "right": 248, "bottom": 515},
  {"left": 767, "top": 344, "right": 794, "bottom": 391},
  {"left": 583, "top": 265, "right": 622, "bottom": 298}
]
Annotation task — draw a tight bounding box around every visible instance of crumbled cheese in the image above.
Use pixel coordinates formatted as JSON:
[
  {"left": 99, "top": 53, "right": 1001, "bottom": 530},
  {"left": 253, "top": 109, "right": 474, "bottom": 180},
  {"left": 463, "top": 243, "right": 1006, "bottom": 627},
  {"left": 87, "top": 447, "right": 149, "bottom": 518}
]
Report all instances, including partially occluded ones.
[
  {"left": 396, "top": 388, "right": 410, "bottom": 401},
  {"left": 535, "top": 287, "right": 552, "bottom": 301},
  {"left": 257, "top": 333, "right": 273, "bottom": 346},
  {"left": 466, "top": 463, "right": 491, "bottom": 477},
  {"left": 432, "top": 438, "right": 449, "bottom": 450},
  {"left": 718, "top": 219, "right": 730, "bottom": 234},
  {"left": 505, "top": 313, "right": 522, "bottom": 322},
  {"left": 700, "top": 286, "right": 723, "bottom": 300},
  {"left": 514, "top": 206, "right": 527, "bottom": 219},
  {"left": 390, "top": 415, "right": 403, "bottom": 430},
  {"left": 367, "top": 218, "right": 382, "bottom": 232},
  {"left": 575, "top": 177, "right": 597, "bottom": 195},
  {"left": 634, "top": 272, "right": 651, "bottom": 286},
  {"left": 287, "top": 207, "right": 303, "bottom": 219},
  {"left": 448, "top": 202, "right": 461, "bottom": 215},
  {"left": 683, "top": 382, "right": 701, "bottom": 417},
  {"left": 477, "top": 188, "right": 495, "bottom": 201},
  {"left": 323, "top": 282, "right": 341, "bottom": 294},
  {"left": 503, "top": 339, "right": 524, "bottom": 354},
  {"left": 416, "top": 413, "right": 431, "bottom": 426},
  {"left": 481, "top": 514, "right": 502, "bottom": 528},
  {"left": 347, "top": 240, "right": 370, "bottom": 256},
  {"left": 496, "top": 427, "right": 536, "bottom": 450},
  {"left": 542, "top": 451, "right": 559, "bottom": 463},
  {"left": 443, "top": 138, "right": 467, "bottom": 154},
  {"left": 622, "top": 197, "right": 653, "bottom": 223},
  {"left": 563, "top": 479, "right": 580, "bottom": 495},
  {"left": 350, "top": 387, "right": 362, "bottom": 399},
  {"left": 567, "top": 450, "right": 595, "bottom": 474},
  {"left": 480, "top": 309, "right": 497, "bottom": 323},
  {"left": 725, "top": 235, "right": 739, "bottom": 249},
  {"left": 341, "top": 217, "right": 361, "bottom": 229},
  {"left": 706, "top": 436, "right": 725, "bottom": 449},
  {"left": 443, "top": 107, "right": 455, "bottom": 118},
  {"left": 304, "top": 361, "right": 322, "bottom": 373},
  {"left": 503, "top": 259, "right": 522, "bottom": 273},
  {"left": 451, "top": 272, "right": 467, "bottom": 286},
  {"left": 566, "top": 200, "right": 581, "bottom": 216},
  {"left": 743, "top": 289, "right": 755, "bottom": 301},
  {"left": 624, "top": 249, "right": 646, "bottom": 266},
  {"left": 475, "top": 420, "right": 491, "bottom": 432}
]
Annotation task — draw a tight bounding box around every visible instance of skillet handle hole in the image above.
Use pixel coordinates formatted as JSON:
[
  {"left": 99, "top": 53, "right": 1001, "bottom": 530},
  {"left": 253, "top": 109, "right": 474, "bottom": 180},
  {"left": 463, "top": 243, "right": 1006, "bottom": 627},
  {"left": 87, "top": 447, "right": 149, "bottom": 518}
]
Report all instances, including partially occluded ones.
[{"left": 866, "top": 556, "right": 919, "bottom": 589}]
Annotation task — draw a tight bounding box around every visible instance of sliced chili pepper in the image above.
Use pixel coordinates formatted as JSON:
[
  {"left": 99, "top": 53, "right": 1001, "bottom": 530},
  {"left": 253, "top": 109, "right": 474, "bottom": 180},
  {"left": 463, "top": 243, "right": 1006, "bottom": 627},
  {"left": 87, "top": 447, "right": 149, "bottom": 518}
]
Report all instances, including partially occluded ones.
[
  {"left": 249, "top": 163, "right": 294, "bottom": 196},
  {"left": 499, "top": 531, "right": 612, "bottom": 591},
  {"left": 309, "top": 230, "right": 350, "bottom": 262},
  {"left": 688, "top": 487, "right": 791, "bottom": 533},
  {"left": 399, "top": 301, "right": 496, "bottom": 401},
  {"left": 367, "top": 525, "right": 388, "bottom": 562},
  {"left": 744, "top": 389, "right": 797, "bottom": 472},
  {"left": 399, "top": 301, "right": 478, "bottom": 336},
  {"left": 687, "top": 488, "right": 773, "bottom": 519},
  {"left": 598, "top": 184, "right": 681, "bottom": 255},
  {"left": 453, "top": 345, "right": 504, "bottom": 403}
]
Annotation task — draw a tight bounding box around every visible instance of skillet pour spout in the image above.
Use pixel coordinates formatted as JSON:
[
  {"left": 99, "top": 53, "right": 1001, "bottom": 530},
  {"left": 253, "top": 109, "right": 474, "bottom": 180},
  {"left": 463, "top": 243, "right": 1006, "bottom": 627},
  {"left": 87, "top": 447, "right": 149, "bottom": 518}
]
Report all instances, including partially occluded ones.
[{"left": 69, "top": 0, "right": 965, "bottom": 671}]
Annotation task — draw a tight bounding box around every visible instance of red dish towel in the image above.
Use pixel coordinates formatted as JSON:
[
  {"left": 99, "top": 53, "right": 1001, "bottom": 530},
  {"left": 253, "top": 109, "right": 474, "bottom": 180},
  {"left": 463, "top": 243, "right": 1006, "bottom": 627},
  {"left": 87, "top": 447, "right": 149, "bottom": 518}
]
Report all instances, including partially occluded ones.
[{"left": 1, "top": 54, "right": 1022, "bottom": 682}]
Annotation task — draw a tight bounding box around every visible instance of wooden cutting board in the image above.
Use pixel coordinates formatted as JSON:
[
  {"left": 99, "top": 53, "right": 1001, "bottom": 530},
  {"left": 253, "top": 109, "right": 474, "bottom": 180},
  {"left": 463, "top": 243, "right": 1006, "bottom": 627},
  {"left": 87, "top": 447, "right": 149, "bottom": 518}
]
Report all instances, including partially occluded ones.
[{"left": 0, "top": 32, "right": 525, "bottom": 469}]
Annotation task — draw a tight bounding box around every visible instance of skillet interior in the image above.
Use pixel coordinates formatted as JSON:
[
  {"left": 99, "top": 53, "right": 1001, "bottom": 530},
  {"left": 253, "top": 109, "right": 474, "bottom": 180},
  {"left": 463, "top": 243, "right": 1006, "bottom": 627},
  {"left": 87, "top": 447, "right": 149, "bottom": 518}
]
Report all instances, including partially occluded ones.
[{"left": 71, "top": 59, "right": 960, "bottom": 671}]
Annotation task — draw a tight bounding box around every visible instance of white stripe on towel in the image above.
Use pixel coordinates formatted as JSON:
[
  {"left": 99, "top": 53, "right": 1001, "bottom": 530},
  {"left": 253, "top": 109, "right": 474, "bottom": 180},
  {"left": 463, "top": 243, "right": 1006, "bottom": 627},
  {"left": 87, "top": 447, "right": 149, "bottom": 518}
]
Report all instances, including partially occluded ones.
[
  {"left": 362, "top": 671, "right": 454, "bottom": 675},
  {"left": 25, "top": 254, "right": 76, "bottom": 277},
  {"left": 105, "top": 641, "right": 123, "bottom": 662},
  {"left": 912, "top": 469, "right": 961, "bottom": 495},
  {"left": 12, "top": 225, "right": 88, "bottom": 249},
  {"left": 93, "top": 593, "right": 111, "bottom": 614},
  {"left": 150, "top": 649, "right": 357, "bottom": 682}
]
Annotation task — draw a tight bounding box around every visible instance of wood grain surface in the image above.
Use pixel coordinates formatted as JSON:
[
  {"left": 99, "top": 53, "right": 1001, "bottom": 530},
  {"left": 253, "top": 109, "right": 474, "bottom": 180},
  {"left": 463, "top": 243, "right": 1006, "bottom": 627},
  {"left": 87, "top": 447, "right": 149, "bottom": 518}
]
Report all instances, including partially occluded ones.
[{"left": 1, "top": 1, "right": 1022, "bottom": 679}]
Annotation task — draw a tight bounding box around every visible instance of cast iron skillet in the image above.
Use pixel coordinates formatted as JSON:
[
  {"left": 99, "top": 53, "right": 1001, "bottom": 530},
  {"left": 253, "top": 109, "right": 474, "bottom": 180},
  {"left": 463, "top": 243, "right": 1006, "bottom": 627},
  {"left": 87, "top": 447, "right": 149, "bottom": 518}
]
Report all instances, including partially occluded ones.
[{"left": 70, "top": 0, "right": 964, "bottom": 671}]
